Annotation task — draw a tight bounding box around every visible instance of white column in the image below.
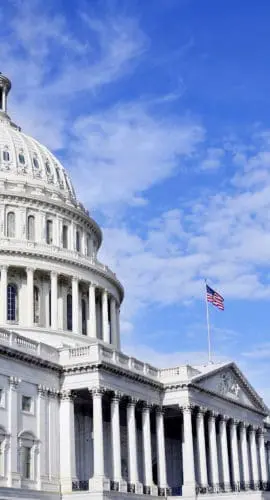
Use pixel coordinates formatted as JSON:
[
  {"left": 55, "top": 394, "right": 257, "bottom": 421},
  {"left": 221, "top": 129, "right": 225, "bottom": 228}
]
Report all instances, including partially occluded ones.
[
  {"left": 182, "top": 405, "right": 196, "bottom": 497},
  {"left": 196, "top": 408, "right": 208, "bottom": 488},
  {"left": 111, "top": 393, "right": 126, "bottom": 491},
  {"left": 156, "top": 407, "right": 168, "bottom": 492},
  {"left": 142, "top": 404, "right": 155, "bottom": 494},
  {"left": 116, "top": 305, "right": 121, "bottom": 349},
  {"left": 50, "top": 271, "right": 58, "bottom": 329},
  {"left": 72, "top": 277, "right": 79, "bottom": 334},
  {"left": 127, "top": 398, "right": 142, "bottom": 493},
  {"left": 208, "top": 411, "right": 219, "bottom": 490},
  {"left": 26, "top": 267, "right": 34, "bottom": 326},
  {"left": 59, "top": 391, "right": 77, "bottom": 492},
  {"left": 7, "top": 377, "right": 21, "bottom": 488},
  {"left": 249, "top": 427, "right": 260, "bottom": 487},
  {"left": 239, "top": 422, "right": 250, "bottom": 489},
  {"left": 220, "top": 416, "right": 231, "bottom": 491},
  {"left": 110, "top": 296, "right": 117, "bottom": 347},
  {"left": 88, "top": 282, "right": 97, "bottom": 338},
  {"left": 37, "top": 386, "right": 48, "bottom": 488},
  {"left": 1, "top": 265, "right": 7, "bottom": 323},
  {"left": 258, "top": 429, "right": 268, "bottom": 484},
  {"left": 89, "top": 389, "right": 109, "bottom": 491},
  {"left": 58, "top": 282, "right": 64, "bottom": 330},
  {"left": 102, "top": 289, "right": 110, "bottom": 342},
  {"left": 230, "top": 419, "right": 240, "bottom": 489}
]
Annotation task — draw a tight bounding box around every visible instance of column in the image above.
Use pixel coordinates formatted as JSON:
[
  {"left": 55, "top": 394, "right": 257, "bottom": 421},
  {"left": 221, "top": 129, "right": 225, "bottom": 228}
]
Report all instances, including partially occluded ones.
[
  {"left": 26, "top": 267, "right": 34, "bottom": 326},
  {"left": 7, "top": 377, "right": 21, "bottom": 487},
  {"left": 239, "top": 422, "right": 250, "bottom": 489},
  {"left": 196, "top": 408, "right": 208, "bottom": 489},
  {"left": 59, "top": 391, "right": 77, "bottom": 492},
  {"left": 258, "top": 429, "right": 268, "bottom": 485},
  {"left": 37, "top": 386, "right": 48, "bottom": 489},
  {"left": 156, "top": 407, "right": 168, "bottom": 494},
  {"left": 182, "top": 405, "right": 196, "bottom": 497},
  {"left": 110, "top": 297, "right": 117, "bottom": 347},
  {"left": 58, "top": 282, "right": 64, "bottom": 330},
  {"left": 72, "top": 277, "right": 79, "bottom": 334},
  {"left": 249, "top": 426, "right": 260, "bottom": 488},
  {"left": 1, "top": 265, "right": 7, "bottom": 323},
  {"left": 230, "top": 419, "right": 240, "bottom": 490},
  {"left": 219, "top": 416, "right": 231, "bottom": 491},
  {"left": 50, "top": 271, "right": 58, "bottom": 330},
  {"left": 142, "top": 404, "right": 155, "bottom": 494},
  {"left": 111, "top": 393, "right": 126, "bottom": 491},
  {"left": 88, "top": 282, "right": 97, "bottom": 338},
  {"left": 127, "top": 398, "right": 142, "bottom": 493},
  {"left": 102, "top": 289, "right": 110, "bottom": 343},
  {"left": 116, "top": 305, "right": 121, "bottom": 349},
  {"left": 208, "top": 411, "right": 219, "bottom": 490},
  {"left": 89, "top": 388, "right": 109, "bottom": 491}
]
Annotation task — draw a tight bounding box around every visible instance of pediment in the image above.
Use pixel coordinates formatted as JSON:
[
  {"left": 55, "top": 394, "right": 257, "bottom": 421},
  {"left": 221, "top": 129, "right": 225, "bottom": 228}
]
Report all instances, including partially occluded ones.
[{"left": 193, "top": 364, "right": 267, "bottom": 413}]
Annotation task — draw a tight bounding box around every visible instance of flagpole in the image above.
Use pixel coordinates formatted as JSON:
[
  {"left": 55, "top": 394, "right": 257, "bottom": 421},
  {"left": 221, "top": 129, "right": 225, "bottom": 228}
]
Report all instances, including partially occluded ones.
[{"left": 205, "top": 280, "right": 212, "bottom": 363}]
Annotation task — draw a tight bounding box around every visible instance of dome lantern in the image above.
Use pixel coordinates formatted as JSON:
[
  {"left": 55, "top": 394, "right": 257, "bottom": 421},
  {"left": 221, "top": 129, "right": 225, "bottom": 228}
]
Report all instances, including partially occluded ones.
[{"left": 0, "top": 73, "right": 11, "bottom": 114}]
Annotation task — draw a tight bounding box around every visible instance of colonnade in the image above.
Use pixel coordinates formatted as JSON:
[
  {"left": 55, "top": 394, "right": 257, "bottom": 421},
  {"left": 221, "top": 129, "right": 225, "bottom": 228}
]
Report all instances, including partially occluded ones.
[
  {"left": 59, "top": 394, "right": 270, "bottom": 497},
  {"left": 0, "top": 265, "right": 120, "bottom": 346},
  {"left": 60, "top": 389, "right": 168, "bottom": 496}
]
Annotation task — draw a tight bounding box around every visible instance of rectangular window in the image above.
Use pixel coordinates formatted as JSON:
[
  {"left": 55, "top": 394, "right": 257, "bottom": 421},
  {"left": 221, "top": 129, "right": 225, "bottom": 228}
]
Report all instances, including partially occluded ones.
[
  {"left": 46, "top": 220, "right": 53, "bottom": 244},
  {"left": 62, "top": 224, "right": 68, "bottom": 249},
  {"left": 0, "top": 389, "right": 3, "bottom": 407},
  {"left": 76, "top": 230, "right": 81, "bottom": 252},
  {"left": 22, "top": 396, "right": 32, "bottom": 413},
  {"left": 23, "top": 446, "right": 31, "bottom": 479}
]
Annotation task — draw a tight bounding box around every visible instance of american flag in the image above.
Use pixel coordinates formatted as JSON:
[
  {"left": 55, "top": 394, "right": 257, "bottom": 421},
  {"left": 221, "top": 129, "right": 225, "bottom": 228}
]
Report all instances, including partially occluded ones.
[{"left": 206, "top": 284, "right": 224, "bottom": 311}]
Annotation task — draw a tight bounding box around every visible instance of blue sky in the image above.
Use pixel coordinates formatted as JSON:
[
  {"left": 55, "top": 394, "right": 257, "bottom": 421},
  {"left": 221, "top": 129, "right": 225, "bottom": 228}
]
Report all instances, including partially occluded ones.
[{"left": 1, "top": 0, "right": 270, "bottom": 402}]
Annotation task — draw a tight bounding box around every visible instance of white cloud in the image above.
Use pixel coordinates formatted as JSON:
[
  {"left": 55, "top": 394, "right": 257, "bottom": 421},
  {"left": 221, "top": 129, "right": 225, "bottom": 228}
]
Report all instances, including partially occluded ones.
[{"left": 200, "top": 147, "right": 224, "bottom": 170}]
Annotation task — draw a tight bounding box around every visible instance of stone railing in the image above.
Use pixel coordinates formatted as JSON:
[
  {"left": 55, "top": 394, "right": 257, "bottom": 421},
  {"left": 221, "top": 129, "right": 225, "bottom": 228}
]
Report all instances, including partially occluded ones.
[
  {"left": 0, "top": 328, "right": 59, "bottom": 363},
  {"left": 60, "top": 343, "right": 160, "bottom": 379}
]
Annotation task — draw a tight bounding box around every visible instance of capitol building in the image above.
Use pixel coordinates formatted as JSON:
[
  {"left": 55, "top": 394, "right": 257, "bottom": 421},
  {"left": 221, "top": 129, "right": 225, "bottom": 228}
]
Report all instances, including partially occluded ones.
[{"left": 0, "top": 73, "right": 269, "bottom": 500}]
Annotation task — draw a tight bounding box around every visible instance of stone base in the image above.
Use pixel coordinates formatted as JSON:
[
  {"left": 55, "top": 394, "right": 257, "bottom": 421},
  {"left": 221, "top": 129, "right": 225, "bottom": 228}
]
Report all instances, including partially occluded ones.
[
  {"left": 182, "top": 482, "right": 196, "bottom": 498},
  {"left": 143, "top": 484, "right": 158, "bottom": 496},
  {"left": 89, "top": 475, "right": 110, "bottom": 492},
  {"left": 61, "top": 476, "right": 78, "bottom": 493}
]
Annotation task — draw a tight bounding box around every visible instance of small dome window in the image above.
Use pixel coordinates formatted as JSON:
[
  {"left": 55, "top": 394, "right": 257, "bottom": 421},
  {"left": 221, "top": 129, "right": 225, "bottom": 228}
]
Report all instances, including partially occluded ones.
[
  {"left": 33, "top": 157, "right": 39, "bottom": 169},
  {"left": 18, "top": 153, "right": 25, "bottom": 165},
  {"left": 3, "top": 150, "right": 10, "bottom": 162},
  {"left": 55, "top": 167, "right": 62, "bottom": 184},
  {"left": 45, "top": 161, "right": 51, "bottom": 175}
]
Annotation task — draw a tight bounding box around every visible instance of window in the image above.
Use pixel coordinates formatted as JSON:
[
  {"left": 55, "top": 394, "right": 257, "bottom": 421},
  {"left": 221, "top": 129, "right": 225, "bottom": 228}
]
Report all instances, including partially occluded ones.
[
  {"left": 62, "top": 225, "right": 68, "bottom": 249},
  {"left": 7, "top": 283, "right": 17, "bottom": 321},
  {"left": 27, "top": 215, "right": 35, "bottom": 241},
  {"left": 46, "top": 220, "right": 53, "bottom": 244},
  {"left": 33, "top": 157, "right": 39, "bottom": 169},
  {"left": 67, "top": 294, "right": 72, "bottom": 331},
  {"left": 45, "top": 161, "right": 51, "bottom": 175},
  {"left": 86, "top": 236, "right": 91, "bottom": 256},
  {"left": 22, "top": 396, "right": 32, "bottom": 413},
  {"left": 0, "top": 389, "right": 4, "bottom": 408},
  {"left": 33, "top": 286, "right": 40, "bottom": 324},
  {"left": 6, "top": 211, "right": 15, "bottom": 238},
  {"left": 22, "top": 446, "right": 31, "bottom": 479},
  {"left": 76, "top": 230, "right": 81, "bottom": 252},
  {"left": 18, "top": 153, "right": 25, "bottom": 164},
  {"left": 49, "top": 290, "right": 51, "bottom": 327},
  {"left": 82, "top": 298, "right": 87, "bottom": 335},
  {"left": 55, "top": 167, "right": 61, "bottom": 184},
  {"left": 0, "top": 427, "right": 7, "bottom": 477},
  {"left": 3, "top": 150, "right": 10, "bottom": 162}
]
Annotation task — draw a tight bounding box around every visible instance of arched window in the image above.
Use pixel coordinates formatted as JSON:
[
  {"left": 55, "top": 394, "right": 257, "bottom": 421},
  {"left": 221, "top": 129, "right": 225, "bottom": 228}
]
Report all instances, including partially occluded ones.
[
  {"left": 67, "top": 294, "right": 72, "bottom": 331},
  {"left": 18, "top": 431, "right": 38, "bottom": 481},
  {"left": 7, "top": 211, "right": 15, "bottom": 238},
  {"left": 33, "top": 157, "right": 39, "bottom": 169},
  {"left": 46, "top": 220, "right": 53, "bottom": 244},
  {"left": 55, "top": 167, "right": 61, "bottom": 184},
  {"left": 45, "top": 161, "right": 51, "bottom": 175},
  {"left": 7, "top": 283, "right": 18, "bottom": 321},
  {"left": 86, "top": 236, "right": 91, "bottom": 256},
  {"left": 3, "top": 150, "right": 10, "bottom": 162},
  {"left": 18, "top": 153, "right": 25, "bottom": 164},
  {"left": 33, "top": 286, "right": 40, "bottom": 324},
  {"left": 62, "top": 225, "right": 68, "bottom": 249},
  {"left": 82, "top": 298, "right": 87, "bottom": 335},
  {"left": 27, "top": 215, "right": 35, "bottom": 241},
  {"left": 76, "top": 230, "right": 81, "bottom": 252}
]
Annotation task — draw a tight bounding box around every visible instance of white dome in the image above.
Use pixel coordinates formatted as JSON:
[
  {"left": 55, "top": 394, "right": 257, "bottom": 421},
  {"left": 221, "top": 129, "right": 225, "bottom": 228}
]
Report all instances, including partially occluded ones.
[{"left": 0, "top": 73, "right": 76, "bottom": 203}]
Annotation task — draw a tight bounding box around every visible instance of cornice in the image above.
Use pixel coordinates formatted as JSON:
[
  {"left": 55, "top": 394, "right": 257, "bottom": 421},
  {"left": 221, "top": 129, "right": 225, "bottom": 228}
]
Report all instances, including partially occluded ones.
[
  {"left": 0, "top": 343, "right": 61, "bottom": 373},
  {"left": 0, "top": 247, "right": 124, "bottom": 300}
]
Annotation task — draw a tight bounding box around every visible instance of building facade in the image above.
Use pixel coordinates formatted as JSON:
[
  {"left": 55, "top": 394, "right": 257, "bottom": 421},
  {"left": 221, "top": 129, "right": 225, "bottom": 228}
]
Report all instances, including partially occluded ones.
[{"left": 0, "top": 73, "right": 269, "bottom": 500}]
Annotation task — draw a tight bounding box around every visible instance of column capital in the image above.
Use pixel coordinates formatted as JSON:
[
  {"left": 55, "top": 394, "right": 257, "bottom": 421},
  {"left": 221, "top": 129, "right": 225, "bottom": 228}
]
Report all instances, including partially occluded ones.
[
  {"left": 1, "top": 264, "right": 8, "bottom": 271},
  {"left": 220, "top": 414, "right": 230, "bottom": 423},
  {"left": 111, "top": 390, "right": 124, "bottom": 402},
  {"left": 89, "top": 387, "right": 105, "bottom": 398},
  {"left": 208, "top": 409, "right": 219, "bottom": 419},
  {"left": 196, "top": 406, "right": 207, "bottom": 417},
  {"left": 257, "top": 427, "right": 266, "bottom": 436},
  {"left": 60, "top": 390, "right": 76, "bottom": 401},
  {"left": 230, "top": 417, "right": 240, "bottom": 426},
  {"left": 142, "top": 401, "right": 153, "bottom": 412},
  {"left": 127, "top": 396, "right": 139, "bottom": 408},
  {"left": 155, "top": 405, "right": 165, "bottom": 416},
  {"left": 239, "top": 420, "right": 249, "bottom": 429},
  {"left": 182, "top": 404, "right": 195, "bottom": 414},
  {"left": 37, "top": 384, "right": 50, "bottom": 397},
  {"left": 9, "top": 376, "right": 21, "bottom": 389},
  {"left": 51, "top": 270, "right": 58, "bottom": 278},
  {"left": 26, "top": 266, "right": 35, "bottom": 274}
]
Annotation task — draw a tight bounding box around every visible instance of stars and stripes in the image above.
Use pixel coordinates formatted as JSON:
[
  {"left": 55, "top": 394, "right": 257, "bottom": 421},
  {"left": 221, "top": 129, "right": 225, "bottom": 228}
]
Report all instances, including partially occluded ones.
[{"left": 206, "top": 284, "right": 224, "bottom": 310}]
